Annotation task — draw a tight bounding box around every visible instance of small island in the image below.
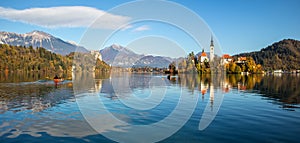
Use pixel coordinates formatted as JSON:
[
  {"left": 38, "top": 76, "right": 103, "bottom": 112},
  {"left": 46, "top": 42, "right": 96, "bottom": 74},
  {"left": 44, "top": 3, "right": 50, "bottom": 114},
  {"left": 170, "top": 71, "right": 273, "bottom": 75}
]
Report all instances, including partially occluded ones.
[{"left": 168, "top": 39, "right": 300, "bottom": 75}]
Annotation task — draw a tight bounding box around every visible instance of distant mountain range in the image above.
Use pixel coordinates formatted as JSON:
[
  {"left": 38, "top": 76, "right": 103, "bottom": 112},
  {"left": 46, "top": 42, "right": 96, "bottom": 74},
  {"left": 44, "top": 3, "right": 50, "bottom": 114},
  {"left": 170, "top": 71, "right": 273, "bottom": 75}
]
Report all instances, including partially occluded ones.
[
  {"left": 134, "top": 55, "right": 173, "bottom": 68},
  {"left": 2, "top": 31, "right": 298, "bottom": 70},
  {"left": 0, "top": 31, "right": 88, "bottom": 55},
  {"left": 234, "top": 39, "right": 300, "bottom": 71},
  {"left": 100, "top": 44, "right": 172, "bottom": 68},
  {"left": 0, "top": 30, "right": 173, "bottom": 68}
]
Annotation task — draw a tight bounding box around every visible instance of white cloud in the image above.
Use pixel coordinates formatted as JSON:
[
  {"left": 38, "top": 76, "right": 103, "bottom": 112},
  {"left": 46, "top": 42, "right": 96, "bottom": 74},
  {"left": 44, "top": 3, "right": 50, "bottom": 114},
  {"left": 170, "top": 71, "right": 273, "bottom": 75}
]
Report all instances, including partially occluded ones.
[
  {"left": 133, "top": 25, "right": 150, "bottom": 32},
  {"left": 120, "top": 24, "right": 133, "bottom": 31},
  {"left": 0, "top": 6, "right": 131, "bottom": 29}
]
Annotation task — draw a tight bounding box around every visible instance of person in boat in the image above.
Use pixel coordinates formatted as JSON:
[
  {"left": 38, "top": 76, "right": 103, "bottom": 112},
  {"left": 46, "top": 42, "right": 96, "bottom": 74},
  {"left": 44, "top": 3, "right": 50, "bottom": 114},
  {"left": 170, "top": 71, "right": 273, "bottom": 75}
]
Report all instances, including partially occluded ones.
[
  {"left": 53, "top": 75, "right": 60, "bottom": 85},
  {"left": 53, "top": 75, "right": 64, "bottom": 83},
  {"left": 54, "top": 75, "right": 59, "bottom": 79}
]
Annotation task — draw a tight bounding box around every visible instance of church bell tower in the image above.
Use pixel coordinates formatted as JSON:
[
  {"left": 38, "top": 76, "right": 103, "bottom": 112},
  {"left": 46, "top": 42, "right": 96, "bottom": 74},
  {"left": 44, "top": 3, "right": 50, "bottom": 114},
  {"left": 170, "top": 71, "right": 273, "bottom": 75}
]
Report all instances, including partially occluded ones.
[{"left": 210, "top": 36, "right": 214, "bottom": 61}]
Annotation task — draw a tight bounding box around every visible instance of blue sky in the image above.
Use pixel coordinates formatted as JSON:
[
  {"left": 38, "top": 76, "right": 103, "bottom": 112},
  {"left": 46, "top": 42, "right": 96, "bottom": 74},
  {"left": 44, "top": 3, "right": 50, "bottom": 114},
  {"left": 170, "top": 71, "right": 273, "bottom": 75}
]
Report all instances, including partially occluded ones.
[{"left": 0, "top": 0, "right": 299, "bottom": 57}]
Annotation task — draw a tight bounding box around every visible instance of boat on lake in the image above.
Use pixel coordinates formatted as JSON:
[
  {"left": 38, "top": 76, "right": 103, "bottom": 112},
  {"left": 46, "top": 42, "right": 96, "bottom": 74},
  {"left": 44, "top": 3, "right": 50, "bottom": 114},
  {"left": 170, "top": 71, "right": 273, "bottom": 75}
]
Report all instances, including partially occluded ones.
[{"left": 53, "top": 75, "right": 64, "bottom": 84}]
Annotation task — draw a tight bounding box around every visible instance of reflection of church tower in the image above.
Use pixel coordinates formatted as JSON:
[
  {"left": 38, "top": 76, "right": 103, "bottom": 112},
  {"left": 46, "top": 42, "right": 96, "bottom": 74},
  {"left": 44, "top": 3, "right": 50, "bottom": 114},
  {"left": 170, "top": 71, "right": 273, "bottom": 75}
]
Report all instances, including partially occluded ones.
[
  {"left": 210, "top": 83, "right": 214, "bottom": 111},
  {"left": 210, "top": 36, "right": 214, "bottom": 61}
]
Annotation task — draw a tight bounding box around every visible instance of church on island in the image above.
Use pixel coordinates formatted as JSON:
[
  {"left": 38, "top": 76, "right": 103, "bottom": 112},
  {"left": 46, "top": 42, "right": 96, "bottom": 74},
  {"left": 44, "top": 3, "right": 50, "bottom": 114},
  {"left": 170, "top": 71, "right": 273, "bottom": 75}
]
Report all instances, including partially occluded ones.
[{"left": 198, "top": 36, "right": 214, "bottom": 63}]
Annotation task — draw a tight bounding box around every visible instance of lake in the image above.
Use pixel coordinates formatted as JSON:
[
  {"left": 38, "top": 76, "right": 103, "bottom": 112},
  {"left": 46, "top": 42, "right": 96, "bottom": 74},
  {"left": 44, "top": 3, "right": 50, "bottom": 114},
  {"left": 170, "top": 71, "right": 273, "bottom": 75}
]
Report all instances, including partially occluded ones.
[{"left": 0, "top": 72, "right": 299, "bottom": 143}]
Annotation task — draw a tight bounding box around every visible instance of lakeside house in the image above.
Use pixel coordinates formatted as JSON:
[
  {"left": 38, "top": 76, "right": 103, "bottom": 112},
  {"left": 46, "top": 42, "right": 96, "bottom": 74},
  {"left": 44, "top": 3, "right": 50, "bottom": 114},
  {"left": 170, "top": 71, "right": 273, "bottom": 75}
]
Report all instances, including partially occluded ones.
[
  {"left": 237, "top": 57, "right": 247, "bottom": 64},
  {"left": 221, "top": 54, "right": 233, "bottom": 65},
  {"left": 273, "top": 70, "right": 283, "bottom": 73},
  {"left": 220, "top": 55, "right": 247, "bottom": 65}
]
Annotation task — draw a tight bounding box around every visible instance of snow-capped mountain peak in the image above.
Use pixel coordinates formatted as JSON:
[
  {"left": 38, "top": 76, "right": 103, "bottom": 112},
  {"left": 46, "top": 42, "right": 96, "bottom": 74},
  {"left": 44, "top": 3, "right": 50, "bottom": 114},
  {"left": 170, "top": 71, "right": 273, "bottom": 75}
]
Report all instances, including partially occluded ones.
[
  {"left": 100, "top": 44, "right": 173, "bottom": 68},
  {"left": 111, "top": 44, "right": 124, "bottom": 51},
  {"left": 24, "top": 30, "right": 52, "bottom": 40},
  {"left": 0, "top": 30, "right": 88, "bottom": 55},
  {"left": 67, "top": 40, "right": 79, "bottom": 46}
]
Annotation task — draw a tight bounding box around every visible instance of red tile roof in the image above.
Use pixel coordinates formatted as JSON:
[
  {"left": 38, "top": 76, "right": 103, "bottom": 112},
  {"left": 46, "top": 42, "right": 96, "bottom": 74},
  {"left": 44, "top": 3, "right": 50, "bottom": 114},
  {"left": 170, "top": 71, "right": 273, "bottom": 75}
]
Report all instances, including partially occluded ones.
[
  {"left": 222, "top": 54, "right": 231, "bottom": 59},
  {"left": 239, "top": 57, "right": 247, "bottom": 61}
]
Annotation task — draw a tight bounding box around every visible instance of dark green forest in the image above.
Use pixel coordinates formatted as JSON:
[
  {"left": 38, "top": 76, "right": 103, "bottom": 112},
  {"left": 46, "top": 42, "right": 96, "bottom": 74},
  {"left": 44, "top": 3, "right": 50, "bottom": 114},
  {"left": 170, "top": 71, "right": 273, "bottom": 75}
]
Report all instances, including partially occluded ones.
[
  {"left": 0, "top": 44, "right": 110, "bottom": 75},
  {"left": 234, "top": 39, "right": 300, "bottom": 71}
]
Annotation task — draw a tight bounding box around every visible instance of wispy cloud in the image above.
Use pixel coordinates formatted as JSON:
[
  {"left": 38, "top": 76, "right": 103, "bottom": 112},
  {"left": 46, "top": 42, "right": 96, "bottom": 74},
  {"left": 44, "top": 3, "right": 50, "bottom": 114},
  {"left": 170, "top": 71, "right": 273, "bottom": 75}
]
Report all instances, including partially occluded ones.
[
  {"left": 120, "top": 24, "right": 133, "bottom": 31},
  {"left": 0, "top": 6, "right": 131, "bottom": 29},
  {"left": 132, "top": 25, "right": 150, "bottom": 32}
]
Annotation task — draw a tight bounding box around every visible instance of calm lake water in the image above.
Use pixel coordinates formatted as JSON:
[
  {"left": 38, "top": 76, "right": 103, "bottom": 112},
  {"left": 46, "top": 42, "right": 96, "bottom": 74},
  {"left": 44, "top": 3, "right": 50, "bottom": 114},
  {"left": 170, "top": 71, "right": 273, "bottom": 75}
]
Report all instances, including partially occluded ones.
[{"left": 0, "top": 72, "right": 299, "bottom": 143}]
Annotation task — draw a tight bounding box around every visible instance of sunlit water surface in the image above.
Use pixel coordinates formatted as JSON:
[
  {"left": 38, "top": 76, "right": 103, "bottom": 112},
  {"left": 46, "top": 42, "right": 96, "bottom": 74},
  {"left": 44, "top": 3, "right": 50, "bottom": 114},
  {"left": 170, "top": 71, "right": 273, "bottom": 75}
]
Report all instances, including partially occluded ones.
[{"left": 0, "top": 73, "right": 299, "bottom": 142}]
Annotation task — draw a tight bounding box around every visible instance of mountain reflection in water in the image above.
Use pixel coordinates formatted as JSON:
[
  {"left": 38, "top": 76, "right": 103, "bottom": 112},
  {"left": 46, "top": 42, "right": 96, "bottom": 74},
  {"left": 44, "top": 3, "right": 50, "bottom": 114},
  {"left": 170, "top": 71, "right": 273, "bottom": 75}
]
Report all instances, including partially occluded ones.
[
  {"left": 0, "top": 72, "right": 299, "bottom": 142},
  {"left": 0, "top": 73, "right": 299, "bottom": 114}
]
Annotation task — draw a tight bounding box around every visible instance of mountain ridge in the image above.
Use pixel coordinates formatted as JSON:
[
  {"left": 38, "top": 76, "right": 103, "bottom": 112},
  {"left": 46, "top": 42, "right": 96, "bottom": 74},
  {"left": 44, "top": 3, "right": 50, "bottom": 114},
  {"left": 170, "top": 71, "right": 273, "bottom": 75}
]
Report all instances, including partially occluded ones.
[
  {"left": 0, "top": 30, "right": 88, "bottom": 55},
  {"left": 100, "top": 44, "right": 172, "bottom": 68}
]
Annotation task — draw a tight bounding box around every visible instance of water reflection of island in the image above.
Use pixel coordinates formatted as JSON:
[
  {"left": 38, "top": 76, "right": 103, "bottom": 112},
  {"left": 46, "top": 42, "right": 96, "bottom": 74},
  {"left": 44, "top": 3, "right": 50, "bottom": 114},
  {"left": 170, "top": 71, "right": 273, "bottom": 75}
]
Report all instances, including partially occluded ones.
[
  {"left": 166, "top": 74, "right": 300, "bottom": 109},
  {"left": 92, "top": 72, "right": 300, "bottom": 110},
  {"left": 74, "top": 71, "right": 299, "bottom": 110}
]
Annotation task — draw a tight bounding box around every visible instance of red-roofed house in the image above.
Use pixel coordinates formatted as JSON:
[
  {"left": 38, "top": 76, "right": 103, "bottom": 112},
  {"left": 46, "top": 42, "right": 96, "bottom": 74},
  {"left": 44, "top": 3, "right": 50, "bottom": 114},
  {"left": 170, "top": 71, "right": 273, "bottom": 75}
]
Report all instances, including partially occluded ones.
[
  {"left": 237, "top": 57, "right": 247, "bottom": 63},
  {"left": 199, "top": 49, "right": 209, "bottom": 63},
  {"left": 221, "top": 54, "right": 233, "bottom": 65}
]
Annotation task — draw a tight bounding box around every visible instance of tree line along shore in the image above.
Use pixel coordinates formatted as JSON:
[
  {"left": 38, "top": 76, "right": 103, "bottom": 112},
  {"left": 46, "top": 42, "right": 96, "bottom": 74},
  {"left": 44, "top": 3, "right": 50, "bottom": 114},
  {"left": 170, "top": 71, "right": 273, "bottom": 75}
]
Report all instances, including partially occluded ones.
[{"left": 0, "top": 44, "right": 111, "bottom": 79}]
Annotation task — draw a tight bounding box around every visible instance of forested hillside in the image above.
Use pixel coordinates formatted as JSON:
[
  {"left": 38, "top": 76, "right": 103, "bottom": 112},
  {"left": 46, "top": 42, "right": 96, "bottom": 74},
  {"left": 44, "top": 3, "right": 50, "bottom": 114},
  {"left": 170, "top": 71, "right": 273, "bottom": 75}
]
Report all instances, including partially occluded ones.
[
  {"left": 0, "top": 44, "right": 110, "bottom": 74},
  {"left": 234, "top": 39, "right": 300, "bottom": 71}
]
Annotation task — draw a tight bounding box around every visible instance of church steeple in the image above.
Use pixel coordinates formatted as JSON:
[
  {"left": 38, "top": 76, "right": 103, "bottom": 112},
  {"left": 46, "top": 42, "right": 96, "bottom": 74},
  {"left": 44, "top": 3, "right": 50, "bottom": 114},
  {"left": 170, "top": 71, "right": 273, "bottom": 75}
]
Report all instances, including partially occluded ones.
[
  {"left": 210, "top": 36, "right": 214, "bottom": 47},
  {"left": 210, "top": 35, "right": 214, "bottom": 61}
]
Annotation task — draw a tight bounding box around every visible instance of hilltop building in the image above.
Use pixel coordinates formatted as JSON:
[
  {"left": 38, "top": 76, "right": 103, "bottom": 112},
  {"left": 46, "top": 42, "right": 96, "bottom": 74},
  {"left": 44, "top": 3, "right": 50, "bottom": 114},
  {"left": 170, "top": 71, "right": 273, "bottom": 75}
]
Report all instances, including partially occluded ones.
[{"left": 90, "top": 50, "right": 102, "bottom": 61}]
